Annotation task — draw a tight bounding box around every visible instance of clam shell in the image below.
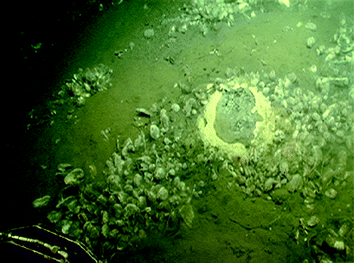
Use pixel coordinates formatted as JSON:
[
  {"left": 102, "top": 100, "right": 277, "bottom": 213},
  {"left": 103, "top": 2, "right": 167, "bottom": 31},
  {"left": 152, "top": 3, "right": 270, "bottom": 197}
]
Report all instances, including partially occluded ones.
[{"left": 150, "top": 124, "right": 160, "bottom": 140}]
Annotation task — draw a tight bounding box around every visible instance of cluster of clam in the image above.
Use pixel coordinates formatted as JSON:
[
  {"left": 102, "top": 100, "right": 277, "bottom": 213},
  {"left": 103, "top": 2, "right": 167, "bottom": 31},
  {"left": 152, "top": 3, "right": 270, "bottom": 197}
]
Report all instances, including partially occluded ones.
[
  {"left": 61, "top": 64, "right": 113, "bottom": 107},
  {"left": 33, "top": 97, "right": 216, "bottom": 259},
  {"left": 27, "top": 64, "right": 113, "bottom": 129},
  {"left": 263, "top": 72, "right": 353, "bottom": 150},
  {"left": 162, "top": 0, "right": 256, "bottom": 36}
]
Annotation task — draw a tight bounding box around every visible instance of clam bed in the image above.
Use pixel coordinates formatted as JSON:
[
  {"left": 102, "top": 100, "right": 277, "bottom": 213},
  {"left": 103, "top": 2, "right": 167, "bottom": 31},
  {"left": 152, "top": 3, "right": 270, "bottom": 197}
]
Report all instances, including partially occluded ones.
[{"left": 23, "top": 0, "right": 354, "bottom": 262}]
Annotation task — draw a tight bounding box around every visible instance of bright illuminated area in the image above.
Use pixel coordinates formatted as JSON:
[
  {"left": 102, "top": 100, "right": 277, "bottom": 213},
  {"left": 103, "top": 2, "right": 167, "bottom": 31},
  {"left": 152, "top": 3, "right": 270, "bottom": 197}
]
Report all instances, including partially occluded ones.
[{"left": 7, "top": 0, "right": 354, "bottom": 262}]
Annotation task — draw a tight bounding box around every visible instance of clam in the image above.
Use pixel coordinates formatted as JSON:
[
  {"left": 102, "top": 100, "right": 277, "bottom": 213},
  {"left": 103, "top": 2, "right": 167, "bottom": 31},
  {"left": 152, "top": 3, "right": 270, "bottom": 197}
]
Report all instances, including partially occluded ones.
[
  {"left": 155, "top": 167, "right": 166, "bottom": 180},
  {"left": 157, "top": 186, "right": 169, "bottom": 201},
  {"left": 33, "top": 195, "right": 51, "bottom": 208},
  {"left": 171, "top": 103, "right": 180, "bottom": 112},
  {"left": 326, "top": 236, "right": 346, "bottom": 251},
  {"left": 264, "top": 178, "right": 277, "bottom": 192},
  {"left": 279, "top": 160, "right": 289, "bottom": 174},
  {"left": 307, "top": 215, "right": 320, "bottom": 227},
  {"left": 324, "top": 188, "right": 338, "bottom": 199},
  {"left": 338, "top": 223, "right": 350, "bottom": 237},
  {"left": 150, "top": 124, "right": 160, "bottom": 140},
  {"left": 64, "top": 168, "right": 84, "bottom": 185},
  {"left": 124, "top": 203, "right": 139, "bottom": 218},
  {"left": 160, "top": 109, "right": 170, "bottom": 130},
  {"left": 134, "top": 174, "right": 144, "bottom": 188},
  {"left": 47, "top": 210, "right": 63, "bottom": 223},
  {"left": 306, "top": 36, "right": 316, "bottom": 48},
  {"left": 179, "top": 204, "right": 194, "bottom": 228},
  {"left": 286, "top": 174, "right": 303, "bottom": 192}
]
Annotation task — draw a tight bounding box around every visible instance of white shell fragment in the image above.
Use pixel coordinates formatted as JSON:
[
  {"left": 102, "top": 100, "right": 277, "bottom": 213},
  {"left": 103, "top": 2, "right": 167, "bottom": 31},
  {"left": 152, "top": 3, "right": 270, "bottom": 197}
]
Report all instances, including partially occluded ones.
[
  {"left": 64, "top": 168, "right": 84, "bottom": 185},
  {"left": 150, "top": 124, "right": 160, "bottom": 140},
  {"left": 32, "top": 195, "right": 51, "bottom": 208}
]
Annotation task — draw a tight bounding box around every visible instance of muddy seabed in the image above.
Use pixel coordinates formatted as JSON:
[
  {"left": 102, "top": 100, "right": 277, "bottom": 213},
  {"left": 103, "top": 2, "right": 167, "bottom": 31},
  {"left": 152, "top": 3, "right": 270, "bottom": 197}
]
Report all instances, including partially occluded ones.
[{"left": 11, "top": 0, "right": 354, "bottom": 262}]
